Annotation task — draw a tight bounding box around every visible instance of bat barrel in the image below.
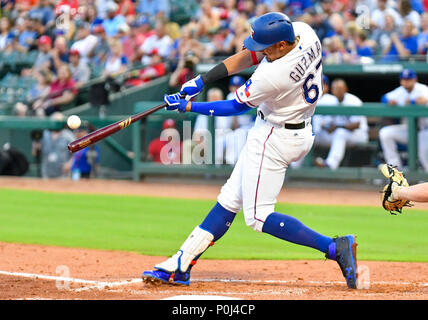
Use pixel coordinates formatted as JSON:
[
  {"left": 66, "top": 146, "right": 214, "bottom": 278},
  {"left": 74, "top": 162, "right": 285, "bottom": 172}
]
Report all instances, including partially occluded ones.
[
  {"left": 67, "top": 103, "right": 166, "bottom": 153},
  {"left": 67, "top": 121, "right": 122, "bottom": 152}
]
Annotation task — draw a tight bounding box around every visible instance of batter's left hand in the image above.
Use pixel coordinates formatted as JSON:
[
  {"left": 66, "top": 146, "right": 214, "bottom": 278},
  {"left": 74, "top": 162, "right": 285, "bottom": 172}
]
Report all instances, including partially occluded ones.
[{"left": 164, "top": 93, "right": 189, "bottom": 113}]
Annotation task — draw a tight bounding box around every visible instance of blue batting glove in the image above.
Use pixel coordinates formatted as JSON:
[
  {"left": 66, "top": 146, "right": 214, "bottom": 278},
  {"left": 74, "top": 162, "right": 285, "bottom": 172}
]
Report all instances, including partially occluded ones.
[
  {"left": 179, "top": 75, "right": 204, "bottom": 100},
  {"left": 164, "top": 93, "right": 188, "bottom": 113}
]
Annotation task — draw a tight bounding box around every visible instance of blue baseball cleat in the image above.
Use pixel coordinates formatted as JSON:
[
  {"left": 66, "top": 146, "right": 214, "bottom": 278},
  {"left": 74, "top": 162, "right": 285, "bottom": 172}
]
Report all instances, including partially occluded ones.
[
  {"left": 328, "top": 235, "right": 358, "bottom": 289},
  {"left": 142, "top": 268, "right": 191, "bottom": 286}
]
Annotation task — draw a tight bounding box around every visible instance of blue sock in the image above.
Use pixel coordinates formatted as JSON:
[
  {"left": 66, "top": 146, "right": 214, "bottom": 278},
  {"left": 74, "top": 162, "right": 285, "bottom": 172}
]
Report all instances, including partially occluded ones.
[
  {"left": 262, "top": 212, "right": 334, "bottom": 256},
  {"left": 199, "top": 202, "right": 236, "bottom": 241}
]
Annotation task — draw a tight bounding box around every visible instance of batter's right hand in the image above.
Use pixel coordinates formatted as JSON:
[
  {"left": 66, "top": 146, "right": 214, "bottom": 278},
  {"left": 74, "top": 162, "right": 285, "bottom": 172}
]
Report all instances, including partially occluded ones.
[
  {"left": 179, "top": 75, "right": 204, "bottom": 100},
  {"left": 164, "top": 93, "right": 188, "bottom": 112}
]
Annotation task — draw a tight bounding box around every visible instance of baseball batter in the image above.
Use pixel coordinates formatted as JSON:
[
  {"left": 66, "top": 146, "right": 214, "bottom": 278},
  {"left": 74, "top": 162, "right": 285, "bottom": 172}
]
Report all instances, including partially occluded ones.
[{"left": 143, "top": 13, "right": 358, "bottom": 289}]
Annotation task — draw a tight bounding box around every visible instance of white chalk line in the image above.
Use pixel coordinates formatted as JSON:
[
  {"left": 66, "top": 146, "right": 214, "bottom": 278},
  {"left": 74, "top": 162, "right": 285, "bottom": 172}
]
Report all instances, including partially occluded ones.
[{"left": 1, "top": 270, "right": 428, "bottom": 294}]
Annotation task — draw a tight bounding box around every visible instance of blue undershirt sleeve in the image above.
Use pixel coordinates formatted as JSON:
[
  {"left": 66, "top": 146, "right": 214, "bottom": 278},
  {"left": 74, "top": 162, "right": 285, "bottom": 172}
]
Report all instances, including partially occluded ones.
[{"left": 190, "top": 99, "right": 252, "bottom": 116}]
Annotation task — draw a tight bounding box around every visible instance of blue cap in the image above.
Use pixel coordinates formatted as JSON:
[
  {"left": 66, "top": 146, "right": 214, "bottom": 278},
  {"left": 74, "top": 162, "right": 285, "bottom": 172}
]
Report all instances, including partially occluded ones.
[
  {"left": 322, "top": 75, "right": 329, "bottom": 86},
  {"left": 243, "top": 12, "right": 295, "bottom": 52},
  {"left": 229, "top": 75, "right": 245, "bottom": 87},
  {"left": 400, "top": 69, "right": 417, "bottom": 80}
]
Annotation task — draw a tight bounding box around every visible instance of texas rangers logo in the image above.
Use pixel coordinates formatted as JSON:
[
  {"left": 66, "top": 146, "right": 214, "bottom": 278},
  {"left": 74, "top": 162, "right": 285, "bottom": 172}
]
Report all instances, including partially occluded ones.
[
  {"left": 244, "top": 79, "right": 252, "bottom": 98},
  {"left": 250, "top": 28, "right": 255, "bottom": 39}
]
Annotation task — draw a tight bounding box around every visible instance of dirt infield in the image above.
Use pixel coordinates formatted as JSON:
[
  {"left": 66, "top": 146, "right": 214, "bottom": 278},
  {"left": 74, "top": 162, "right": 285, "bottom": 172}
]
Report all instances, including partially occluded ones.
[{"left": 1, "top": 177, "right": 428, "bottom": 300}]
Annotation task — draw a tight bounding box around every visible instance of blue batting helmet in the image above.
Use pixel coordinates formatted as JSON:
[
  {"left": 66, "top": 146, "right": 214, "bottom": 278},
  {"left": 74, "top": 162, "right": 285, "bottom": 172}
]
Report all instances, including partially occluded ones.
[{"left": 243, "top": 12, "right": 295, "bottom": 52}]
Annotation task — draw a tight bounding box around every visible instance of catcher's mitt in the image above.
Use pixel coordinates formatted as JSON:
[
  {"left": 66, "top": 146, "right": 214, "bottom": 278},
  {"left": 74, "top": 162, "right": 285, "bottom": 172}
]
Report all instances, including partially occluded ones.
[{"left": 380, "top": 164, "right": 412, "bottom": 215}]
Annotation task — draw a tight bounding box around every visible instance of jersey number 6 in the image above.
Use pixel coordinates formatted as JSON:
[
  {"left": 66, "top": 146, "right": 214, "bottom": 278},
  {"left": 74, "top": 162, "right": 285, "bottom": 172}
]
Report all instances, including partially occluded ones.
[{"left": 302, "top": 73, "right": 319, "bottom": 105}]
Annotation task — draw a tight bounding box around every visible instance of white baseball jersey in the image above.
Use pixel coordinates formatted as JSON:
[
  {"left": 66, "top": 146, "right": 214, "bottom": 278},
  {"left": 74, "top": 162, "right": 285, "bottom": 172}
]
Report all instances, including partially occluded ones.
[
  {"left": 385, "top": 82, "right": 428, "bottom": 128},
  {"left": 234, "top": 22, "right": 323, "bottom": 126},
  {"left": 333, "top": 93, "right": 368, "bottom": 133},
  {"left": 385, "top": 82, "right": 428, "bottom": 105}
]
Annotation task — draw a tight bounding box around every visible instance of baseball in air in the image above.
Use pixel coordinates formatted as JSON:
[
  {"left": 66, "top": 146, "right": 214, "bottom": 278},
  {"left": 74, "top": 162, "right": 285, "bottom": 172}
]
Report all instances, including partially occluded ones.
[{"left": 67, "top": 115, "right": 81, "bottom": 130}]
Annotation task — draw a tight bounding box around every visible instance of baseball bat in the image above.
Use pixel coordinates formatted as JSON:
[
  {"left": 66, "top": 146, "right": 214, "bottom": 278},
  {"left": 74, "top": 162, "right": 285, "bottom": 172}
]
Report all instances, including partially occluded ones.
[{"left": 67, "top": 102, "right": 167, "bottom": 153}]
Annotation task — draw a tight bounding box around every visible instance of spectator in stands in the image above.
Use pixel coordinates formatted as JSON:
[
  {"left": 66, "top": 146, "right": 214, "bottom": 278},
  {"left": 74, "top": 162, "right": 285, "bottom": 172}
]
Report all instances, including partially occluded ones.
[
  {"left": 2, "top": 30, "right": 20, "bottom": 55},
  {"left": 130, "top": 15, "right": 154, "bottom": 48},
  {"left": 50, "top": 35, "right": 70, "bottom": 74},
  {"left": 102, "top": 1, "right": 126, "bottom": 37},
  {"left": 95, "top": 0, "right": 110, "bottom": 19},
  {"left": 139, "top": 18, "right": 172, "bottom": 66},
  {"left": 70, "top": 20, "right": 98, "bottom": 64},
  {"left": 398, "top": 0, "right": 421, "bottom": 29},
  {"left": 15, "top": 14, "right": 38, "bottom": 52},
  {"left": 172, "top": 24, "right": 205, "bottom": 62},
  {"left": 137, "top": 0, "right": 170, "bottom": 20},
  {"left": 55, "top": 0, "right": 79, "bottom": 18},
  {"left": 319, "top": 0, "right": 335, "bottom": 16},
  {"left": 116, "top": 22, "right": 133, "bottom": 60},
  {"left": 36, "top": 112, "right": 75, "bottom": 179},
  {"left": 125, "top": 49, "right": 166, "bottom": 87},
  {"left": 373, "top": 14, "right": 400, "bottom": 53},
  {"left": 350, "top": 29, "right": 375, "bottom": 61},
  {"left": 209, "top": 21, "right": 235, "bottom": 57},
  {"left": 225, "top": 14, "right": 251, "bottom": 54},
  {"left": 90, "top": 22, "right": 109, "bottom": 67},
  {"left": 307, "top": 7, "right": 335, "bottom": 42},
  {"left": 103, "top": 39, "right": 128, "bottom": 76},
  {"left": 379, "top": 69, "right": 428, "bottom": 171},
  {"left": 32, "top": 64, "right": 77, "bottom": 116},
  {"left": 196, "top": 0, "right": 221, "bottom": 38},
  {"left": 382, "top": 20, "right": 418, "bottom": 61},
  {"left": 147, "top": 118, "right": 181, "bottom": 164},
  {"left": 125, "top": 16, "right": 154, "bottom": 63},
  {"left": 168, "top": 50, "right": 198, "bottom": 91},
  {"left": 418, "top": 12, "right": 428, "bottom": 55},
  {"left": 30, "top": 12, "right": 51, "bottom": 42},
  {"left": 328, "top": 13, "right": 348, "bottom": 40},
  {"left": 254, "top": 2, "right": 269, "bottom": 17},
  {"left": 28, "top": 0, "right": 55, "bottom": 28},
  {"left": 0, "top": 17, "right": 12, "bottom": 51},
  {"left": 68, "top": 49, "right": 91, "bottom": 88},
  {"left": 14, "top": 69, "right": 52, "bottom": 117},
  {"left": 323, "top": 35, "right": 352, "bottom": 64},
  {"left": 223, "top": 0, "right": 239, "bottom": 23},
  {"left": 315, "top": 79, "right": 369, "bottom": 170},
  {"left": 64, "top": 125, "right": 100, "bottom": 180},
  {"left": 20, "top": 35, "right": 52, "bottom": 76},
  {"left": 371, "top": 0, "right": 403, "bottom": 30},
  {"left": 284, "top": 0, "right": 313, "bottom": 19},
  {"left": 115, "top": 0, "right": 136, "bottom": 22}
]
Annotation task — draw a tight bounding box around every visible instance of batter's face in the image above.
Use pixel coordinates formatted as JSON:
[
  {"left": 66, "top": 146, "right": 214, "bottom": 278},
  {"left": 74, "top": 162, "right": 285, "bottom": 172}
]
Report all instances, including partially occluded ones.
[{"left": 260, "top": 41, "right": 288, "bottom": 62}]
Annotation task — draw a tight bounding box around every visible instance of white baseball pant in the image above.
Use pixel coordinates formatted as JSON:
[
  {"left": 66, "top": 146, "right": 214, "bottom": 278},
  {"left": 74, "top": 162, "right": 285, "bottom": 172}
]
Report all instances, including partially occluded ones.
[{"left": 217, "top": 116, "right": 314, "bottom": 232}]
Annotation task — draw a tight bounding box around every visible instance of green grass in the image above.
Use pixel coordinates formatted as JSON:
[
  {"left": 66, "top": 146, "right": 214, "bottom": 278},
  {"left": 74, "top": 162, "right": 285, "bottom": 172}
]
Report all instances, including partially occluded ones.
[{"left": 1, "top": 188, "right": 428, "bottom": 262}]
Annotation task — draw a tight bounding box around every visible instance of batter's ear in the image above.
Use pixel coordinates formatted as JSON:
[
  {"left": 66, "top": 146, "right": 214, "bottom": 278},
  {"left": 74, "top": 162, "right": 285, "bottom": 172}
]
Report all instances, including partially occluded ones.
[{"left": 278, "top": 41, "right": 288, "bottom": 50}]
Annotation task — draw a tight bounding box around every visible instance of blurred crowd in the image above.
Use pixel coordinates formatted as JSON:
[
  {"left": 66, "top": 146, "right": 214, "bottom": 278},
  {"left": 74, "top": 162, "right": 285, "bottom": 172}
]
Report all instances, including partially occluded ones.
[{"left": 0, "top": 0, "right": 426, "bottom": 116}]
